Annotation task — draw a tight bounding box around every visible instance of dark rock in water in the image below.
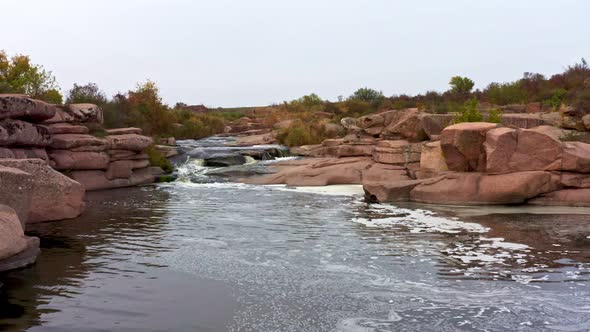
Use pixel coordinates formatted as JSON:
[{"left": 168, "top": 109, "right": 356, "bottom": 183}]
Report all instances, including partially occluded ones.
[
  {"left": 0, "top": 237, "right": 40, "bottom": 272},
  {"left": 238, "top": 149, "right": 272, "bottom": 160},
  {"left": 204, "top": 153, "right": 247, "bottom": 167},
  {"left": 205, "top": 164, "right": 275, "bottom": 177}
]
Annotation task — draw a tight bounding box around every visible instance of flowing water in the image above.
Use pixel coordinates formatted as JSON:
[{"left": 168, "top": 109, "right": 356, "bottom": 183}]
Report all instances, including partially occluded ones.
[{"left": 1, "top": 137, "right": 590, "bottom": 332}]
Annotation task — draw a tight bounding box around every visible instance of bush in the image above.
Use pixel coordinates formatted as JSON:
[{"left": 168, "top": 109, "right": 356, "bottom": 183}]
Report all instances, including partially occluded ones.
[
  {"left": 487, "top": 108, "right": 503, "bottom": 123},
  {"left": 145, "top": 145, "right": 174, "bottom": 173},
  {"left": 544, "top": 88, "right": 567, "bottom": 109},
  {"left": 453, "top": 98, "right": 483, "bottom": 123},
  {"left": 276, "top": 121, "right": 338, "bottom": 147}
]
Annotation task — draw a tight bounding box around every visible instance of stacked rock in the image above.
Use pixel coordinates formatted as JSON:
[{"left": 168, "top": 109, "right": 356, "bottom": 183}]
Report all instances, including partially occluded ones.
[
  {"left": 46, "top": 125, "right": 157, "bottom": 191},
  {"left": 0, "top": 94, "right": 160, "bottom": 192},
  {"left": 0, "top": 94, "right": 55, "bottom": 163}
]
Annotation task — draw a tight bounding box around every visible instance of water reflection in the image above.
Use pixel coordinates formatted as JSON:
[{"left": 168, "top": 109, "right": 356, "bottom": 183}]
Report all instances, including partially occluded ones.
[{"left": 0, "top": 187, "right": 172, "bottom": 331}]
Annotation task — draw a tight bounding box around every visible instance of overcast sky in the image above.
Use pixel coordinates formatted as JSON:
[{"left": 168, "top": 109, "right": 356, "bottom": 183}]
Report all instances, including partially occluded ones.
[{"left": 2, "top": 0, "right": 589, "bottom": 107}]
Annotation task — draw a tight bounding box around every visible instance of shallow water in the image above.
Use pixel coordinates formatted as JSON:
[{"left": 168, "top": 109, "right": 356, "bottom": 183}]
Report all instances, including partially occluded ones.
[
  {"left": 1, "top": 138, "right": 590, "bottom": 331},
  {"left": 1, "top": 184, "right": 589, "bottom": 331}
]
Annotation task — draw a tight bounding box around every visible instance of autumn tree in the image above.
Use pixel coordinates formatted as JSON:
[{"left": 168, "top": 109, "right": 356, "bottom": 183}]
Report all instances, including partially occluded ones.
[
  {"left": 66, "top": 83, "right": 107, "bottom": 104},
  {"left": 0, "top": 50, "right": 62, "bottom": 103},
  {"left": 349, "top": 87, "right": 384, "bottom": 104},
  {"left": 448, "top": 76, "right": 475, "bottom": 95}
]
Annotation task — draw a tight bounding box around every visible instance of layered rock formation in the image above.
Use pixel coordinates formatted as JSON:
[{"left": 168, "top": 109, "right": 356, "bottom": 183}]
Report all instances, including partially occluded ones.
[
  {"left": 0, "top": 94, "right": 159, "bottom": 192},
  {"left": 0, "top": 94, "right": 164, "bottom": 271},
  {"left": 252, "top": 107, "right": 590, "bottom": 207}
]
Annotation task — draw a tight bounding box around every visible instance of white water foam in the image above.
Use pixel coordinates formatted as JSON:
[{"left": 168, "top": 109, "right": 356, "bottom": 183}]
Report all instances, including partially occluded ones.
[
  {"left": 268, "top": 184, "right": 365, "bottom": 196},
  {"left": 352, "top": 203, "right": 489, "bottom": 234}
]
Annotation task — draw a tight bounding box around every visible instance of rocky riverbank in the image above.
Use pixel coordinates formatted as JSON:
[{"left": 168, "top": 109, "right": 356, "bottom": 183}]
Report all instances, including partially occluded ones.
[
  {"left": 0, "top": 94, "right": 164, "bottom": 272},
  {"left": 245, "top": 108, "right": 590, "bottom": 207}
]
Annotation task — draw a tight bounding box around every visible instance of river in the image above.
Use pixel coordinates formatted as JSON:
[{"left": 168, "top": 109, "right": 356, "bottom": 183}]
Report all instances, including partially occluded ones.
[{"left": 1, "top": 137, "right": 590, "bottom": 332}]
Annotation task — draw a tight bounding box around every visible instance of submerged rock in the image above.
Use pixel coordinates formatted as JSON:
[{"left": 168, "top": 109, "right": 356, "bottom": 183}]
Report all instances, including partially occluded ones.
[{"left": 0, "top": 204, "right": 40, "bottom": 272}]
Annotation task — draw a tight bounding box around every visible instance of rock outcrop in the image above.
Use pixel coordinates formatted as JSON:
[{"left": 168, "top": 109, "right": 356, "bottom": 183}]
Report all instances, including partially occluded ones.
[{"left": 279, "top": 106, "right": 590, "bottom": 207}]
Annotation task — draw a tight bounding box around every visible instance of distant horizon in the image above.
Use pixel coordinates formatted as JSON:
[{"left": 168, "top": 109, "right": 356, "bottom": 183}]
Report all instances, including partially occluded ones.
[{"left": 2, "top": 0, "right": 589, "bottom": 107}]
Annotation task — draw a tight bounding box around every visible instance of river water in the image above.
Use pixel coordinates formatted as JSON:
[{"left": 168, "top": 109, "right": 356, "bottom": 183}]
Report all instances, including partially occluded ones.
[{"left": 1, "top": 138, "right": 590, "bottom": 332}]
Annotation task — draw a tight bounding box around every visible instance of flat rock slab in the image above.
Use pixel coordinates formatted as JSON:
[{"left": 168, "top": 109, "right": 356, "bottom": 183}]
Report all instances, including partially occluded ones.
[
  {"left": 47, "top": 123, "right": 89, "bottom": 134},
  {"left": 0, "top": 119, "right": 51, "bottom": 147},
  {"left": 0, "top": 147, "right": 50, "bottom": 162},
  {"left": 528, "top": 189, "right": 590, "bottom": 207},
  {"left": 50, "top": 134, "right": 108, "bottom": 150},
  {"left": 68, "top": 168, "right": 155, "bottom": 191},
  {"left": 106, "top": 127, "right": 143, "bottom": 135},
  {"left": 42, "top": 104, "right": 103, "bottom": 124},
  {"left": 0, "top": 94, "right": 57, "bottom": 122},
  {"left": 49, "top": 150, "right": 110, "bottom": 170},
  {"left": 106, "top": 134, "right": 153, "bottom": 151}
]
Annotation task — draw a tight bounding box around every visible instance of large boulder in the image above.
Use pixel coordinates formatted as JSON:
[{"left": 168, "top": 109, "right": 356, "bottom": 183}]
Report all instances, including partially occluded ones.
[
  {"left": 484, "top": 126, "right": 590, "bottom": 174},
  {"left": 42, "top": 104, "right": 103, "bottom": 124},
  {"left": 50, "top": 134, "right": 108, "bottom": 150},
  {"left": 0, "top": 159, "right": 85, "bottom": 223},
  {"left": 0, "top": 119, "right": 51, "bottom": 146},
  {"left": 500, "top": 114, "right": 549, "bottom": 129},
  {"left": 483, "top": 127, "right": 519, "bottom": 174},
  {"left": 106, "top": 134, "right": 153, "bottom": 151},
  {"left": 0, "top": 165, "right": 34, "bottom": 226},
  {"left": 440, "top": 122, "right": 498, "bottom": 172},
  {"left": 0, "top": 205, "right": 40, "bottom": 272},
  {"left": 381, "top": 108, "right": 428, "bottom": 142},
  {"left": 528, "top": 189, "right": 590, "bottom": 207},
  {"left": 0, "top": 94, "right": 57, "bottom": 121},
  {"left": 410, "top": 171, "right": 559, "bottom": 205},
  {"left": 418, "top": 141, "right": 448, "bottom": 179},
  {"left": 372, "top": 140, "right": 422, "bottom": 165},
  {"left": 0, "top": 205, "right": 30, "bottom": 260},
  {"left": 49, "top": 150, "right": 110, "bottom": 170}
]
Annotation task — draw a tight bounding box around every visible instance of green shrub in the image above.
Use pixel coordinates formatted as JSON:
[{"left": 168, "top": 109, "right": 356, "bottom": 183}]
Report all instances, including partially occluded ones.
[
  {"left": 544, "top": 88, "right": 568, "bottom": 109},
  {"left": 487, "top": 108, "right": 503, "bottom": 123},
  {"left": 145, "top": 145, "right": 174, "bottom": 173},
  {"left": 453, "top": 98, "right": 483, "bottom": 123}
]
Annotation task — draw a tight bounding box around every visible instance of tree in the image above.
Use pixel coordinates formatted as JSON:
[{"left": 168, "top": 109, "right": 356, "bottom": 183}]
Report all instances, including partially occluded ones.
[
  {"left": 66, "top": 83, "right": 107, "bottom": 104},
  {"left": 448, "top": 76, "right": 475, "bottom": 95},
  {"left": 349, "top": 87, "right": 384, "bottom": 104},
  {"left": 127, "top": 80, "right": 173, "bottom": 135},
  {"left": 0, "top": 50, "right": 62, "bottom": 102}
]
